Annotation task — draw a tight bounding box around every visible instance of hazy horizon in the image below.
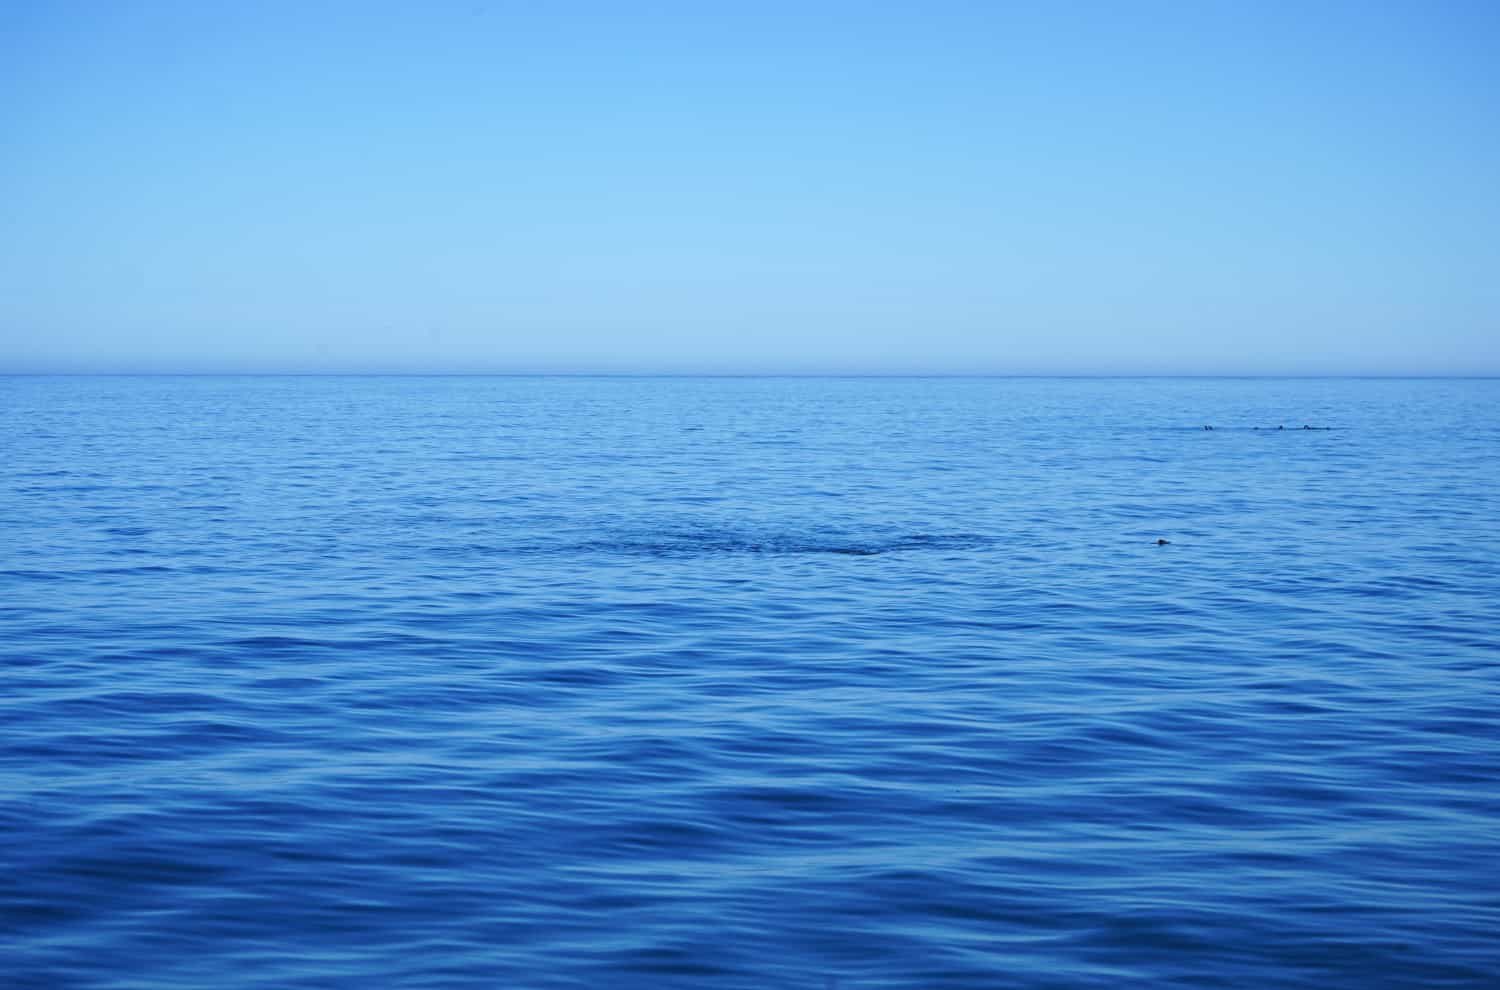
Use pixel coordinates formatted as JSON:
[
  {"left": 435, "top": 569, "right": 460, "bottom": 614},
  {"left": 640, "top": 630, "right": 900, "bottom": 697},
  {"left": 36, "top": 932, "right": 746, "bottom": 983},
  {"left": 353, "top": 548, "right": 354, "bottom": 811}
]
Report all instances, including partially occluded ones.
[
  {"left": 5, "top": 2, "right": 1498, "bottom": 376},
  {"left": 7, "top": 369, "right": 1499, "bottom": 380}
]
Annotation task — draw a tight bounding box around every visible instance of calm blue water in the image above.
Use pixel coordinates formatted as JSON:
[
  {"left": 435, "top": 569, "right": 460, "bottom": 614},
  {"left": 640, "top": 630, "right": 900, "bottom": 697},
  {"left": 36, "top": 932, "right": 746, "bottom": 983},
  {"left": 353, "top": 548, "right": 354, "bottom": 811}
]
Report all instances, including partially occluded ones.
[{"left": 3, "top": 375, "right": 1499, "bottom": 989}]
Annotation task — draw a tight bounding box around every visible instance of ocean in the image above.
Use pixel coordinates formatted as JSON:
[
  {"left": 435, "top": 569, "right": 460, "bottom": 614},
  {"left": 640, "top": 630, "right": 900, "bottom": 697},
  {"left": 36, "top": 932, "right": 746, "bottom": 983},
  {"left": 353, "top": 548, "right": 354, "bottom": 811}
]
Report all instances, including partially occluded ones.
[{"left": 3, "top": 375, "right": 1498, "bottom": 988}]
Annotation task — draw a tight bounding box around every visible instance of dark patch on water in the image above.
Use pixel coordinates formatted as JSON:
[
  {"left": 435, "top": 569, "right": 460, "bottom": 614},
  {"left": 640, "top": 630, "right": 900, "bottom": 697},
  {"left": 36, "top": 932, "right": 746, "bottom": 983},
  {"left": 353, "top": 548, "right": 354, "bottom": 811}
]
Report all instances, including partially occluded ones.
[{"left": 576, "top": 530, "right": 991, "bottom": 558}]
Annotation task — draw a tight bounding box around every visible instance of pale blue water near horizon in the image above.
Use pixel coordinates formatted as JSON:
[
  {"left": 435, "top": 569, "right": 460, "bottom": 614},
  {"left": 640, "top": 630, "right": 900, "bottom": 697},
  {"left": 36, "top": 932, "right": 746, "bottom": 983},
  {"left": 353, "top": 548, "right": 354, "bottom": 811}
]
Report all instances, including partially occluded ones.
[{"left": 3, "top": 375, "right": 1499, "bottom": 989}]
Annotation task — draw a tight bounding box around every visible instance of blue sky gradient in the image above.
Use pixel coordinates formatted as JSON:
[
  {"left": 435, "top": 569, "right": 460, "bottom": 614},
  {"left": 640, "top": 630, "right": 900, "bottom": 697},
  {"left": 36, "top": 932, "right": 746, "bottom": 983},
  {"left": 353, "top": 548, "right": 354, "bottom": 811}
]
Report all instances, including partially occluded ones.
[{"left": 4, "top": 1, "right": 1497, "bottom": 373}]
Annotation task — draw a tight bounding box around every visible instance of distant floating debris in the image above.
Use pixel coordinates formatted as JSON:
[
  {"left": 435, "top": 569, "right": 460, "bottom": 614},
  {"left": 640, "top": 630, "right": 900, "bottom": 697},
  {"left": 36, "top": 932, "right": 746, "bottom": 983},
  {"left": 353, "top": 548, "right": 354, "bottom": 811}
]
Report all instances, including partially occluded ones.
[{"left": 1156, "top": 538, "right": 1170, "bottom": 546}]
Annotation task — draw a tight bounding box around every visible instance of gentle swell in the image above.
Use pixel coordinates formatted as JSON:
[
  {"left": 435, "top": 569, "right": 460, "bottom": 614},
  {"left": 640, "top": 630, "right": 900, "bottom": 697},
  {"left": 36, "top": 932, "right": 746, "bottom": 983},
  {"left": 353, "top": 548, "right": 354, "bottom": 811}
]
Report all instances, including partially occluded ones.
[{"left": 2, "top": 375, "right": 1499, "bottom": 990}]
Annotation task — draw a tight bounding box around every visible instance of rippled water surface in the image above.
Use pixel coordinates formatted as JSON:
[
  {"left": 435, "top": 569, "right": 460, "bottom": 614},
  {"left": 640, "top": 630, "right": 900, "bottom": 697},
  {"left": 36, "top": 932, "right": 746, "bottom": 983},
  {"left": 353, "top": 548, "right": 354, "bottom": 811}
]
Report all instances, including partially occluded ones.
[{"left": 4, "top": 376, "right": 1499, "bottom": 989}]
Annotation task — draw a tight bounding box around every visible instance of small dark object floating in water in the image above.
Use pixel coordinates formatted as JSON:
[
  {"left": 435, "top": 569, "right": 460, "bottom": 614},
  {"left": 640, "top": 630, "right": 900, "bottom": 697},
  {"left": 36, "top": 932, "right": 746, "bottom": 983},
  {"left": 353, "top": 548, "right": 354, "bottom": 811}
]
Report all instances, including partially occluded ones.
[
  {"left": 1203, "top": 425, "right": 1213, "bottom": 430},
  {"left": 1156, "top": 538, "right": 1170, "bottom": 546}
]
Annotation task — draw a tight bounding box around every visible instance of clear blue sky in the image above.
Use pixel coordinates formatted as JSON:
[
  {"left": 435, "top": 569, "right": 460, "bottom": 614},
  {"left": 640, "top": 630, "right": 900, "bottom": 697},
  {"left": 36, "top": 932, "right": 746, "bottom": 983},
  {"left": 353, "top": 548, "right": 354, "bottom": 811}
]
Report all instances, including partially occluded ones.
[{"left": 3, "top": 0, "right": 1497, "bottom": 374}]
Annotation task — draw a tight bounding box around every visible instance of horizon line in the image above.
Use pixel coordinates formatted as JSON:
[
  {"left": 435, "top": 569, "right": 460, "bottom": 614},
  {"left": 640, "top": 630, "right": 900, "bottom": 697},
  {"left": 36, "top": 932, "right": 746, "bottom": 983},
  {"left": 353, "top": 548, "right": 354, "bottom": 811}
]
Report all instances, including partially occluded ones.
[{"left": 2, "top": 370, "right": 1499, "bottom": 380}]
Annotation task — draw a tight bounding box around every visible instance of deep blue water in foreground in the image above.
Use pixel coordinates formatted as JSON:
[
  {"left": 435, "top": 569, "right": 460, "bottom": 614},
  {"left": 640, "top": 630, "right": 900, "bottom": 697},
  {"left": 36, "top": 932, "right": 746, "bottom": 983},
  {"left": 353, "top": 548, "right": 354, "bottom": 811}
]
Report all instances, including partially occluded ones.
[{"left": 4, "top": 376, "right": 1499, "bottom": 989}]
